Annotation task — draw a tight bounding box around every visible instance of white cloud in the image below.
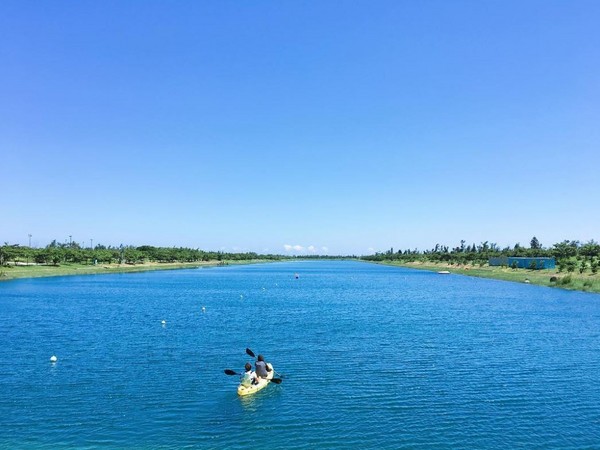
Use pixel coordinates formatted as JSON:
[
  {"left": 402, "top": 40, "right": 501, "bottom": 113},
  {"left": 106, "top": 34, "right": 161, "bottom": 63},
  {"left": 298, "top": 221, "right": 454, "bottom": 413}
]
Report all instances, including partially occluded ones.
[{"left": 283, "top": 244, "right": 328, "bottom": 254}]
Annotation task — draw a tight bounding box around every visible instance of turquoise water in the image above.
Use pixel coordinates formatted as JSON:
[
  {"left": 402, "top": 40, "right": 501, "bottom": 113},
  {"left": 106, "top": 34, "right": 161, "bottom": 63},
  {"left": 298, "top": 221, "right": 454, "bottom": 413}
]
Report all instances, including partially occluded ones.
[{"left": 1, "top": 260, "right": 599, "bottom": 449}]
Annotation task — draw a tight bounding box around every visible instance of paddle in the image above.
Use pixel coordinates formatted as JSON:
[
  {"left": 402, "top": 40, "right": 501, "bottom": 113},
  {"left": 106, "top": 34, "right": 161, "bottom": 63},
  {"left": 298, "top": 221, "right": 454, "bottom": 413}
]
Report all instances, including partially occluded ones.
[
  {"left": 223, "top": 369, "right": 282, "bottom": 384},
  {"left": 246, "top": 348, "right": 284, "bottom": 378}
]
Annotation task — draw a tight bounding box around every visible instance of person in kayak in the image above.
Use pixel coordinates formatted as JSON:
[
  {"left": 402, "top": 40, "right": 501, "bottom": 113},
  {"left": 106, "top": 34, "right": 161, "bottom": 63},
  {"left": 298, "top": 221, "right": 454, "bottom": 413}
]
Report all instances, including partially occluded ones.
[
  {"left": 254, "top": 354, "right": 272, "bottom": 379},
  {"left": 240, "top": 363, "right": 258, "bottom": 387}
]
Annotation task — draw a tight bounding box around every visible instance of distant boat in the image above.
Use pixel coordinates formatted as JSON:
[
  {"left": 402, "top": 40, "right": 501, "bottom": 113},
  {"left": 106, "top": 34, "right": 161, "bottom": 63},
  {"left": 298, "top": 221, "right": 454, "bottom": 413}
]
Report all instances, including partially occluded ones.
[
  {"left": 294, "top": 273, "right": 299, "bottom": 279},
  {"left": 438, "top": 270, "right": 450, "bottom": 274}
]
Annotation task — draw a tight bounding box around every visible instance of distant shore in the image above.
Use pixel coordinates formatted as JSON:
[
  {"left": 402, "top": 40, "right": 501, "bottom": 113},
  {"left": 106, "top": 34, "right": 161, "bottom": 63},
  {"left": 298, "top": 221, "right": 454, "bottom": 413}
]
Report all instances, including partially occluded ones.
[
  {"left": 0, "top": 260, "right": 261, "bottom": 282},
  {"left": 374, "top": 261, "right": 600, "bottom": 294},
  {"left": 4, "top": 260, "right": 599, "bottom": 295}
]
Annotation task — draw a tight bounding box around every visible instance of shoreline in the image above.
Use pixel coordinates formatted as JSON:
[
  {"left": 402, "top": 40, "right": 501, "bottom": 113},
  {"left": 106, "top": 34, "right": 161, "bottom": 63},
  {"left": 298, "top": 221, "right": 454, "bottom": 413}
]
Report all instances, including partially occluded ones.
[
  {"left": 0, "top": 260, "right": 269, "bottom": 282},
  {"left": 4, "top": 259, "right": 599, "bottom": 295},
  {"left": 372, "top": 261, "right": 600, "bottom": 294}
]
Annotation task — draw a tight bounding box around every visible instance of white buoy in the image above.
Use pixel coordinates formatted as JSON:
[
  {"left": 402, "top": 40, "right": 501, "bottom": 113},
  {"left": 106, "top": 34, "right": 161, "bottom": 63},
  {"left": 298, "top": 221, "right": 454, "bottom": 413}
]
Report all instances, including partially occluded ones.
[
  {"left": 240, "top": 295, "right": 243, "bottom": 299},
  {"left": 50, "top": 355, "right": 57, "bottom": 363},
  {"left": 161, "top": 320, "right": 166, "bottom": 325},
  {"left": 202, "top": 306, "right": 206, "bottom": 312}
]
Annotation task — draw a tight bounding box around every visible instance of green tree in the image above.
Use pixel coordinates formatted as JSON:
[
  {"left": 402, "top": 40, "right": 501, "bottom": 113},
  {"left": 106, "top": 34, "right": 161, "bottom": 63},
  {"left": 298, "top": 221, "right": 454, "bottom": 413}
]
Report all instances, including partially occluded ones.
[
  {"left": 530, "top": 236, "right": 541, "bottom": 250},
  {"left": 591, "top": 258, "right": 599, "bottom": 275},
  {"left": 580, "top": 240, "right": 600, "bottom": 258},
  {"left": 552, "top": 240, "right": 579, "bottom": 259},
  {"left": 0, "top": 243, "right": 8, "bottom": 266}
]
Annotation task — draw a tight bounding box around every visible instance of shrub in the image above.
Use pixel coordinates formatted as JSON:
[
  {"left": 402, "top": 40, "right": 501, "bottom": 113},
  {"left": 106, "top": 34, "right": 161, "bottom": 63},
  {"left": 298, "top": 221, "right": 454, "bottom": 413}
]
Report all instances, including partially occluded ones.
[{"left": 559, "top": 275, "right": 573, "bottom": 285}]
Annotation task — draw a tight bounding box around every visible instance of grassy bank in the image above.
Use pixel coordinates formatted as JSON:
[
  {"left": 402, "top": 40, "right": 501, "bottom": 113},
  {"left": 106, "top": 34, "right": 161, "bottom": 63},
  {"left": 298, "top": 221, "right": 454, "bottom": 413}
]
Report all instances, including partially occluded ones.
[
  {"left": 0, "top": 260, "right": 260, "bottom": 282},
  {"left": 376, "top": 261, "right": 600, "bottom": 294}
]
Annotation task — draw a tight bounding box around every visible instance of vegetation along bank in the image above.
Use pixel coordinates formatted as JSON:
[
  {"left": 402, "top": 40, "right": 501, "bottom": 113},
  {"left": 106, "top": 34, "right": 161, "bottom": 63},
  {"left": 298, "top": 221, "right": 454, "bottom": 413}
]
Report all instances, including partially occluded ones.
[
  {"left": 2, "top": 236, "right": 600, "bottom": 294},
  {"left": 361, "top": 237, "right": 600, "bottom": 294}
]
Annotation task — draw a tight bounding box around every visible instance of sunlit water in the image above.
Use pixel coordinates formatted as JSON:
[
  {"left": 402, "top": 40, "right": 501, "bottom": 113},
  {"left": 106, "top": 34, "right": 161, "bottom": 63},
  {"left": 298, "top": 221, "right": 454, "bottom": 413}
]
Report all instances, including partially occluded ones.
[{"left": 1, "top": 261, "right": 599, "bottom": 449}]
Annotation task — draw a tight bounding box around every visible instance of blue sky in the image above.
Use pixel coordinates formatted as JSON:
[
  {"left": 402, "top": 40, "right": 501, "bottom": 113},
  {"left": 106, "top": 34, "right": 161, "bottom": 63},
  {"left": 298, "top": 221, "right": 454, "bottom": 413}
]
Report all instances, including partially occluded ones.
[{"left": 2, "top": 1, "right": 599, "bottom": 255}]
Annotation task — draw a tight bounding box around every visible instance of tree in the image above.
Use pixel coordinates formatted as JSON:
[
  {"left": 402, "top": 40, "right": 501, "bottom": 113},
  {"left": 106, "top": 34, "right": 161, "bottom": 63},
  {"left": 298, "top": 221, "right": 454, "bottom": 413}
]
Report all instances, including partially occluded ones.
[
  {"left": 552, "top": 240, "right": 579, "bottom": 259},
  {"left": 530, "top": 236, "right": 541, "bottom": 250},
  {"left": 0, "top": 243, "right": 8, "bottom": 266},
  {"left": 580, "top": 240, "right": 600, "bottom": 258}
]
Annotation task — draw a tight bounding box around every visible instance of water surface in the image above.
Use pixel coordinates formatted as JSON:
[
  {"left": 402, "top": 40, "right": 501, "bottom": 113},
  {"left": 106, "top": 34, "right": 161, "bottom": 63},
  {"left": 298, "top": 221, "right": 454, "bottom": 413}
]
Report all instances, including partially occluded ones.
[{"left": 1, "top": 261, "right": 599, "bottom": 448}]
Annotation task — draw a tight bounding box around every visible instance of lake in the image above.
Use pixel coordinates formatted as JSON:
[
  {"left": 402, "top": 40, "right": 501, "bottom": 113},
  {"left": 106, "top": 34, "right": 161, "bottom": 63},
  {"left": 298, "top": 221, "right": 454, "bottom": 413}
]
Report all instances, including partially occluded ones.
[{"left": 1, "top": 260, "right": 599, "bottom": 449}]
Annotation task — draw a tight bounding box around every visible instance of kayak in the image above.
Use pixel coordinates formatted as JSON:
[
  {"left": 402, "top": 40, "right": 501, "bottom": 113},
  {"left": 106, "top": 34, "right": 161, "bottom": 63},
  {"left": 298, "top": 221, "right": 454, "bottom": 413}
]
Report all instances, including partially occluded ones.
[{"left": 237, "top": 363, "right": 274, "bottom": 396}]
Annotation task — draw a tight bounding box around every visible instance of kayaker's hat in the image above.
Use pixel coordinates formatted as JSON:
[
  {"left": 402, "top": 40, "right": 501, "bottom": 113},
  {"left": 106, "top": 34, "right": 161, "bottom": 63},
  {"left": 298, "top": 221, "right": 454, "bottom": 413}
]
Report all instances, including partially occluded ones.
[
  {"left": 245, "top": 363, "right": 252, "bottom": 371},
  {"left": 257, "top": 355, "right": 264, "bottom": 362}
]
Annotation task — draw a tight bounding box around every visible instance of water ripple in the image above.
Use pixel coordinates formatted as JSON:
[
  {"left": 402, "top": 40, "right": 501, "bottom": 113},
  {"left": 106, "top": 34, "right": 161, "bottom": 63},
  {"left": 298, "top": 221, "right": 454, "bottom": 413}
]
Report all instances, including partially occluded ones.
[{"left": 1, "top": 262, "right": 600, "bottom": 448}]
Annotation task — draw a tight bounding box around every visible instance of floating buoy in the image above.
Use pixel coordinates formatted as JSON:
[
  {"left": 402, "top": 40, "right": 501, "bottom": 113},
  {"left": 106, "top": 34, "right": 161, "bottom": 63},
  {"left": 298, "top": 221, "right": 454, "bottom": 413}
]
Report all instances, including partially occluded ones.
[
  {"left": 240, "top": 295, "right": 243, "bottom": 299},
  {"left": 202, "top": 306, "right": 206, "bottom": 312},
  {"left": 50, "top": 355, "right": 57, "bottom": 363},
  {"left": 161, "top": 320, "right": 166, "bottom": 325}
]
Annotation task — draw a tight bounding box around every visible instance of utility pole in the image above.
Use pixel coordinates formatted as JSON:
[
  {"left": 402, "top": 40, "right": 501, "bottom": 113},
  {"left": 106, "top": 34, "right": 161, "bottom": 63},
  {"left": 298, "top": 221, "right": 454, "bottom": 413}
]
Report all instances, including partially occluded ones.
[
  {"left": 90, "top": 238, "right": 93, "bottom": 250},
  {"left": 28, "top": 234, "right": 32, "bottom": 247},
  {"left": 69, "top": 235, "right": 72, "bottom": 246}
]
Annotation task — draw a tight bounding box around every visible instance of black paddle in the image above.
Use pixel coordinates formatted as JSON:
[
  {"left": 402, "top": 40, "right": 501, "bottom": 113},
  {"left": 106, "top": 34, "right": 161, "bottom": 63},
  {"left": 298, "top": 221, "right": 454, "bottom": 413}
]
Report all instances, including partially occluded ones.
[{"left": 223, "top": 369, "right": 282, "bottom": 384}]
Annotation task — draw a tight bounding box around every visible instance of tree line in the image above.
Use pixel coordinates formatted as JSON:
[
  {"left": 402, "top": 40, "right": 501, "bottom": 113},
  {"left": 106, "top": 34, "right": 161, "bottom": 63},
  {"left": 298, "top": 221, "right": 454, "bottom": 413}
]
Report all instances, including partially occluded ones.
[
  {"left": 3, "top": 236, "right": 599, "bottom": 275},
  {"left": 0, "top": 240, "right": 285, "bottom": 266},
  {"left": 360, "top": 237, "right": 600, "bottom": 274}
]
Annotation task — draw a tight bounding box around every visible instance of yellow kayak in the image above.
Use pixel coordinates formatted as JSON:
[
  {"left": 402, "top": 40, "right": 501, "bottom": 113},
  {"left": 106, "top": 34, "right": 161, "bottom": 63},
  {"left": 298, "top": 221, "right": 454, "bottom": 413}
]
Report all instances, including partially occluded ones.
[{"left": 237, "top": 363, "right": 274, "bottom": 396}]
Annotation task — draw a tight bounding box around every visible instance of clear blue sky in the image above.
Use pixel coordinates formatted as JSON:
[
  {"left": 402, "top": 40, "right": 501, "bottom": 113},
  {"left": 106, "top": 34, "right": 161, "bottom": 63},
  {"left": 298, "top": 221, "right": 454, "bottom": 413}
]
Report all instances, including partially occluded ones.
[{"left": 2, "top": 1, "right": 599, "bottom": 255}]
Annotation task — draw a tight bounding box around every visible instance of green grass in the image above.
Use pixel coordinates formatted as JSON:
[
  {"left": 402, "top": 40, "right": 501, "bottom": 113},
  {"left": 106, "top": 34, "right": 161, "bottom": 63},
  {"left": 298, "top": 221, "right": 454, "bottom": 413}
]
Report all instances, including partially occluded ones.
[
  {"left": 0, "top": 260, "right": 233, "bottom": 281},
  {"left": 375, "top": 261, "right": 600, "bottom": 294}
]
